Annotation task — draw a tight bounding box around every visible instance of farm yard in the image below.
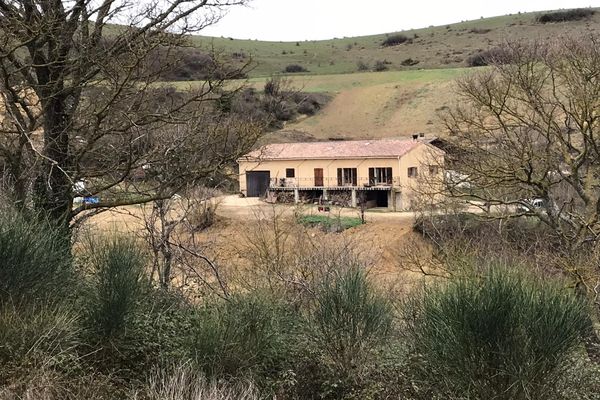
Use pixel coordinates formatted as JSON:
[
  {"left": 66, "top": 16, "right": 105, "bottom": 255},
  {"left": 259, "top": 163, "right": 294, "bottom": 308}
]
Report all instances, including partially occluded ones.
[{"left": 86, "top": 195, "right": 418, "bottom": 279}]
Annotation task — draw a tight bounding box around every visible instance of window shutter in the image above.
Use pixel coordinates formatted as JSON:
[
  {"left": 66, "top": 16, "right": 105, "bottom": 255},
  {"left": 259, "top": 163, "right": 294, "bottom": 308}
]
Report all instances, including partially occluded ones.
[{"left": 337, "top": 168, "right": 342, "bottom": 186}]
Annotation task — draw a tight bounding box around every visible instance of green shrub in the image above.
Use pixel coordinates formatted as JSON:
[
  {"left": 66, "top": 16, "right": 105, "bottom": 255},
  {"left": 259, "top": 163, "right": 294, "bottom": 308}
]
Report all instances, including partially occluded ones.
[
  {"left": 301, "top": 266, "right": 393, "bottom": 398},
  {"left": 381, "top": 34, "right": 408, "bottom": 47},
  {"left": 297, "top": 215, "right": 362, "bottom": 232},
  {"left": 188, "top": 292, "right": 293, "bottom": 380},
  {"left": 283, "top": 64, "right": 308, "bottom": 73},
  {"left": 405, "top": 266, "right": 591, "bottom": 399},
  {"left": 373, "top": 60, "right": 389, "bottom": 72},
  {"left": 0, "top": 210, "right": 72, "bottom": 305},
  {"left": 0, "top": 304, "right": 80, "bottom": 383},
  {"left": 537, "top": 8, "right": 595, "bottom": 23},
  {"left": 84, "top": 236, "right": 147, "bottom": 339}
]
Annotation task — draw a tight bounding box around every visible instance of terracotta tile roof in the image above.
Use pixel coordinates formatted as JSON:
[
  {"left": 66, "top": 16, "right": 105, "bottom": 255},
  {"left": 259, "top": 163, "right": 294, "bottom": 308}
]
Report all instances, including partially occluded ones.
[{"left": 242, "top": 139, "right": 425, "bottom": 161}]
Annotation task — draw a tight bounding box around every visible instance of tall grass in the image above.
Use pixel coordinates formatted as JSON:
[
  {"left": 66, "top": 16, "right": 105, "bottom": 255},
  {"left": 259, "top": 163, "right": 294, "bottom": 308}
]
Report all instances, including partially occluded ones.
[
  {"left": 0, "top": 210, "right": 72, "bottom": 305},
  {"left": 0, "top": 304, "right": 81, "bottom": 388},
  {"left": 406, "top": 266, "right": 591, "bottom": 399},
  {"left": 85, "top": 236, "right": 147, "bottom": 339},
  {"left": 310, "top": 267, "right": 392, "bottom": 368},
  {"left": 188, "top": 292, "right": 293, "bottom": 379},
  {"left": 141, "top": 363, "right": 259, "bottom": 400},
  {"left": 304, "top": 266, "right": 393, "bottom": 397}
]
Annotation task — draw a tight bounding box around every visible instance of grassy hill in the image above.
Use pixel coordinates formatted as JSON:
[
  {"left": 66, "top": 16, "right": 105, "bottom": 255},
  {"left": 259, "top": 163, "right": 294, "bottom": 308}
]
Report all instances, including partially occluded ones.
[
  {"left": 249, "top": 68, "right": 468, "bottom": 141},
  {"left": 173, "top": 8, "right": 600, "bottom": 141},
  {"left": 191, "top": 9, "right": 600, "bottom": 77}
]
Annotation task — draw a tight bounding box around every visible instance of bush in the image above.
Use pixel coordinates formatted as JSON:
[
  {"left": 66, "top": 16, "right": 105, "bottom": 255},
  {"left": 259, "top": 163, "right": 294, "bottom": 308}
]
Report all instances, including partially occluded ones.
[
  {"left": 356, "top": 60, "right": 369, "bottom": 71},
  {"left": 188, "top": 292, "right": 293, "bottom": 380},
  {"left": 381, "top": 34, "right": 408, "bottom": 47},
  {"left": 469, "top": 27, "right": 491, "bottom": 34},
  {"left": 373, "top": 60, "right": 389, "bottom": 72},
  {"left": 85, "top": 236, "right": 147, "bottom": 339},
  {"left": 302, "top": 267, "right": 393, "bottom": 397},
  {"left": 0, "top": 304, "right": 80, "bottom": 383},
  {"left": 283, "top": 64, "right": 308, "bottom": 73},
  {"left": 263, "top": 76, "right": 282, "bottom": 96},
  {"left": 147, "top": 47, "right": 248, "bottom": 81},
  {"left": 405, "top": 266, "right": 591, "bottom": 399},
  {"left": 466, "top": 46, "right": 512, "bottom": 67},
  {"left": 537, "top": 8, "right": 595, "bottom": 23},
  {"left": 401, "top": 58, "right": 419, "bottom": 66},
  {"left": 0, "top": 210, "right": 72, "bottom": 305}
]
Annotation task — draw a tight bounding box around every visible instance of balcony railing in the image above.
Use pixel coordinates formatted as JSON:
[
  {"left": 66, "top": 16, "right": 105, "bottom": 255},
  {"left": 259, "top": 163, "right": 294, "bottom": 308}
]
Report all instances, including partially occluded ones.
[{"left": 269, "top": 176, "right": 401, "bottom": 189}]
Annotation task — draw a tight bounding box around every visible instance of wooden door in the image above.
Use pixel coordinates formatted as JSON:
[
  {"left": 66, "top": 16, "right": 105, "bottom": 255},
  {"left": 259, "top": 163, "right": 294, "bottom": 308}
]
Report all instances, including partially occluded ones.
[{"left": 314, "top": 168, "right": 324, "bottom": 186}]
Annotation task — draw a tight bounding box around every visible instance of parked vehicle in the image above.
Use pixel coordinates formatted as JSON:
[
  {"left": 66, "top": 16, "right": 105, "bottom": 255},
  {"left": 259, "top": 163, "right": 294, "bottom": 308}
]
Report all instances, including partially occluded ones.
[{"left": 516, "top": 198, "right": 545, "bottom": 213}]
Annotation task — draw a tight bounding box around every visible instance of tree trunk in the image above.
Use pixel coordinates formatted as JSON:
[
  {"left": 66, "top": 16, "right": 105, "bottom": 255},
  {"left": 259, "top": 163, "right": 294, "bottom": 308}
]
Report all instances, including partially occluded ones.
[{"left": 33, "top": 94, "right": 73, "bottom": 230}]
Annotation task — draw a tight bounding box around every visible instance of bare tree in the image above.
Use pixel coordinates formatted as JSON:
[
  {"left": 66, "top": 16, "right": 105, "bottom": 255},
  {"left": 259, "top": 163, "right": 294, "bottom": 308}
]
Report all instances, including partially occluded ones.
[
  {"left": 240, "top": 205, "right": 377, "bottom": 303},
  {"left": 139, "top": 186, "right": 229, "bottom": 296},
  {"left": 442, "top": 36, "right": 600, "bottom": 252},
  {"left": 441, "top": 35, "right": 600, "bottom": 361},
  {"left": 0, "top": 0, "right": 261, "bottom": 230}
]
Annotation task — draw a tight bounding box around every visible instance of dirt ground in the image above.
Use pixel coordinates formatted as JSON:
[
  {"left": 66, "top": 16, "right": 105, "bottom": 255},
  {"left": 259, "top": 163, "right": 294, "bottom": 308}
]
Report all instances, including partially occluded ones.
[{"left": 84, "top": 195, "right": 425, "bottom": 291}]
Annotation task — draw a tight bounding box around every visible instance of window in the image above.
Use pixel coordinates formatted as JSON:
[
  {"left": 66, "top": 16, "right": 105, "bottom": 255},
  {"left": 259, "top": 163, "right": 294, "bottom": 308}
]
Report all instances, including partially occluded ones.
[
  {"left": 407, "top": 167, "right": 418, "bottom": 178},
  {"left": 286, "top": 168, "right": 295, "bottom": 178},
  {"left": 428, "top": 165, "right": 439, "bottom": 175},
  {"left": 369, "top": 167, "right": 393, "bottom": 184},
  {"left": 337, "top": 168, "right": 357, "bottom": 186}
]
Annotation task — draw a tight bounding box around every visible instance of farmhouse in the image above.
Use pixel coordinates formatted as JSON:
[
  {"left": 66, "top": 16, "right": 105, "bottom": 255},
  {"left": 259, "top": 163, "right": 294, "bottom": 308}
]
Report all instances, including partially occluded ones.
[{"left": 237, "top": 137, "right": 444, "bottom": 210}]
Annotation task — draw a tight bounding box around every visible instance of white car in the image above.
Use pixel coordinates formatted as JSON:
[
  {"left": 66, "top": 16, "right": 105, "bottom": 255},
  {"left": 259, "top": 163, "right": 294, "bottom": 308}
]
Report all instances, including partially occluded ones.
[{"left": 516, "top": 198, "right": 545, "bottom": 213}]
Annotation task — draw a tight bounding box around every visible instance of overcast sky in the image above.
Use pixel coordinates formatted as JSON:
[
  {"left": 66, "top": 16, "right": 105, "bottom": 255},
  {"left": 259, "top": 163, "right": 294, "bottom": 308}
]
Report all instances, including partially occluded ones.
[{"left": 201, "top": 0, "right": 597, "bottom": 41}]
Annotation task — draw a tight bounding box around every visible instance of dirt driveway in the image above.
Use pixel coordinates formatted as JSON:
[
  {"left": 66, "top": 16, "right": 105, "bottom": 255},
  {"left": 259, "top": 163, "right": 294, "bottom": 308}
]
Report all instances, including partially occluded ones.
[{"left": 215, "top": 194, "right": 418, "bottom": 224}]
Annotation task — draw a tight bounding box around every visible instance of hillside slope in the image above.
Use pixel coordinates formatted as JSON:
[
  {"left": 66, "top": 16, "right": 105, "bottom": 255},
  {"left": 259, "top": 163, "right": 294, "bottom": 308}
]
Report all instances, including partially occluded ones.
[
  {"left": 192, "top": 9, "right": 600, "bottom": 77},
  {"left": 243, "top": 69, "right": 465, "bottom": 141}
]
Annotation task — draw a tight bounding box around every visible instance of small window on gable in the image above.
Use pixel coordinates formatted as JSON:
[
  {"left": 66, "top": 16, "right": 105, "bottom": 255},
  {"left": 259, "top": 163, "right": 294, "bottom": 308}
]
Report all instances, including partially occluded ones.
[
  {"left": 286, "top": 168, "right": 295, "bottom": 178},
  {"left": 429, "top": 165, "right": 439, "bottom": 175},
  {"left": 408, "top": 167, "right": 418, "bottom": 178}
]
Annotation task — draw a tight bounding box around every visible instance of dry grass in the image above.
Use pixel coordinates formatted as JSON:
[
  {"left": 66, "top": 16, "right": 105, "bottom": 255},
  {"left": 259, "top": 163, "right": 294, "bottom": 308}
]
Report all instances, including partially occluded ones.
[{"left": 140, "top": 364, "right": 258, "bottom": 400}]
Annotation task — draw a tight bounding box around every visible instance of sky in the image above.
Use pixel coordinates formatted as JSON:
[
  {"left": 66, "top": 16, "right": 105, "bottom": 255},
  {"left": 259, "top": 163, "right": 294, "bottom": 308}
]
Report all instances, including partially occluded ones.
[{"left": 201, "top": 0, "right": 597, "bottom": 41}]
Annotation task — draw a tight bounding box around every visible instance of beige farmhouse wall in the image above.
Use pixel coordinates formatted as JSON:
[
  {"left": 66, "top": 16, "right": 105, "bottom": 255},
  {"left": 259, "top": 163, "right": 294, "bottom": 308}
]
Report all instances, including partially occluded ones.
[{"left": 238, "top": 142, "right": 443, "bottom": 210}]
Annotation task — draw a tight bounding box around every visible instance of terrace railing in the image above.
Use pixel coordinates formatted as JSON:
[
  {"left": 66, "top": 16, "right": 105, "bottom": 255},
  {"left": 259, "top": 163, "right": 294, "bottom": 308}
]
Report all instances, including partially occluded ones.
[{"left": 269, "top": 176, "right": 403, "bottom": 189}]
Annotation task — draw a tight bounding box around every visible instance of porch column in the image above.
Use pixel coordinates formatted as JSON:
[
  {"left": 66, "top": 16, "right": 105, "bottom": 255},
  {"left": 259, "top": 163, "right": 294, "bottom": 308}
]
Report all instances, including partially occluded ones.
[
  {"left": 351, "top": 189, "right": 357, "bottom": 207},
  {"left": 294, "top": 188, "right": 300, "bottom": 204},
  {"left": 323, "top": 189, "right": 329, "bottom": 201}
]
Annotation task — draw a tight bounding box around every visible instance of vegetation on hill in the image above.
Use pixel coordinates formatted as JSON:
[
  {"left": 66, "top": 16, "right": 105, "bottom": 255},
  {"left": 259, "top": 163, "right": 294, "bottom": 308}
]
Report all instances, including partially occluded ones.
[
  {"left": 189, "top": 8, "right": 600, "bottom": 77},
  {"left": 537, "top": 8, "right": 596, "bottom": 23}
]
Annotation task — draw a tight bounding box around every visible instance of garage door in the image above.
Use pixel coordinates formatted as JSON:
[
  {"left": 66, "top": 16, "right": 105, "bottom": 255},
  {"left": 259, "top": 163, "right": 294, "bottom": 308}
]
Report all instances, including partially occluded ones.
[{"left": 246, "top": 171, "right": 270, "bottom": 197}]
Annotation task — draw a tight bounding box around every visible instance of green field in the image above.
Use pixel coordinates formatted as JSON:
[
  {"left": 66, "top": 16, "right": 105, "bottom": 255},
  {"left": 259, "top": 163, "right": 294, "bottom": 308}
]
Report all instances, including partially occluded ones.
[
  {"left": 245, "top": 67, "right": 469, "bottom": 93},
  {"left": 189, "top": 9, "right": 600, "bottom": 77},
  {"left": 298, "top": 214, "right": 363, "bottom": 231}
]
